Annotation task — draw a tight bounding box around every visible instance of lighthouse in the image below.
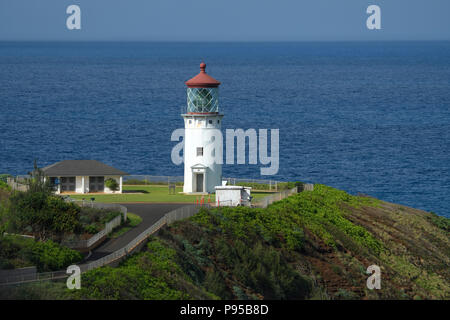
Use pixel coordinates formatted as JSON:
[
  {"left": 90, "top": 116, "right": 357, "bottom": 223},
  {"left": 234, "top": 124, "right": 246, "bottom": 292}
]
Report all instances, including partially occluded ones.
[{"left": 182, "top": 62, "right": 223, "bottom": 194}]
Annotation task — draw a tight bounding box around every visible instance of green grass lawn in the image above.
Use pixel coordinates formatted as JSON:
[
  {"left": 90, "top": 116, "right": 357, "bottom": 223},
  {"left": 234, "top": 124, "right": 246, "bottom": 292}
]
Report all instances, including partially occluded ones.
[
  {"left": 69, "top": 185, "right": 274, "bottom": 203},
  {"left": 109, "top": 213, "right": 143, "bottom": 239}
]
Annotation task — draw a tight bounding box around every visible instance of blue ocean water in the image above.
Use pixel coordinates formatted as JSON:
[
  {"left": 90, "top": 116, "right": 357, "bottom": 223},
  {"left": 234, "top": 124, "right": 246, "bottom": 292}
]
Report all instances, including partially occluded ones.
[{"left": 0, "top": 42, "right": 449, "bottom": 217}]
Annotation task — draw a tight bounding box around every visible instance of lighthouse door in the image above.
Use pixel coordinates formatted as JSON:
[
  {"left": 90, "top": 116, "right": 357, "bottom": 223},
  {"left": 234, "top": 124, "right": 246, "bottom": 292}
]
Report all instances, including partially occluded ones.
[{"left": 196, "top": 173, "right": 204, "bottom": 192}]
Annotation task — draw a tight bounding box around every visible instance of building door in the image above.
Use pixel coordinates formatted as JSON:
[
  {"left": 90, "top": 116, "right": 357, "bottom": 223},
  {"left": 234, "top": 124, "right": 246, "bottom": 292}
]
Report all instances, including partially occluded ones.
[
  {"left": 60, "top": 177, "right": 75, "bottom": 192},
  {"left": 196, "top": 173, "right": 204, "bottom": 192},
  {"left": 89, "top": 176, "right": 104, "bottom": 192}
]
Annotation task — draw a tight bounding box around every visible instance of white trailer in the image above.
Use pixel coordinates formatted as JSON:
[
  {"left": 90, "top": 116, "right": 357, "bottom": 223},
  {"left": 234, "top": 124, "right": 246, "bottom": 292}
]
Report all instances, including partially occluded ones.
[{"left": 215, "top": 186, "right": 252, "bottom": 207}]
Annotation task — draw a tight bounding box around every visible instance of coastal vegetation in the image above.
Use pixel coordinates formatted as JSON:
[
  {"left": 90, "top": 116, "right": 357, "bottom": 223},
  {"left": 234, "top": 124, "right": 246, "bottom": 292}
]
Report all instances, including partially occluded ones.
[
  {"left": 2, "top": 184, "right": 448, "bottom": 300},
  {"left": 0, "top": 235, "right": 82, "bottom": 272},
  {"left": 1, "top": 172, "right": 122, "bottom": 240},
  {"left": 0, "top": 166, "right": 123, "bottom": 275}
]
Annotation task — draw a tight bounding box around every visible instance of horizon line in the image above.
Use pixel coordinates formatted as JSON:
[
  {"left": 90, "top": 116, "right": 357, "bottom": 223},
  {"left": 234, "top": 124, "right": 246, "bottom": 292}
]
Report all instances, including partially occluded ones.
[{"left": 1, "top": 39, "right": 450, "bottom": 43}]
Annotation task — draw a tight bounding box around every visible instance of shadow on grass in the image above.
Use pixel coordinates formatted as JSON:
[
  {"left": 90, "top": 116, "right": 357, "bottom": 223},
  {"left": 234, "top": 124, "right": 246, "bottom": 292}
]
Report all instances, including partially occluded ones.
[{"left": 123, "top": 189, "right": 149, "bottom": 194}]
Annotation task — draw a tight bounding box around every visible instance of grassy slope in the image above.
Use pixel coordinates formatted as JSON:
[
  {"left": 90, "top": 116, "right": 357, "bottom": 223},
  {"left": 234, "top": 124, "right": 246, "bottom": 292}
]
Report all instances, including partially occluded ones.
[{"left": 2, "top": 185, "right": 449, "bottom": 300}]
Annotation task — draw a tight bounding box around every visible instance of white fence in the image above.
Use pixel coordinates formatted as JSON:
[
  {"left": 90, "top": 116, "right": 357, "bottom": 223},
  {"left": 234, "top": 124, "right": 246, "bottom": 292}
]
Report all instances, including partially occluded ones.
[
  {"left": 80, "top": 204, "right": 206, "bottom": 272},
  {"left": 0, "top": 185, "right": 310, "bottom": 285},
  {"left": 61, "top": 202, "right": 127, "bottom": 249},
  {"left": 0, "top": 269, "right": 68, "bottom": 285},
  {"left": 252, "top": 187, "right": 298, "bottom": 208},
  {"left": 124, "top": 175, "right": 184, "bottom": 184},
  {"left": 6, "top": 177, "right": 28, "bottom": 192},
  {"left": 123, "top": 175, "right": 283, "bottom": 190},
  {"left": 80, "top": 186, "right": 306, "bottom": 271},
  {"left": 223, "top": 177, "right": 282, "bottom": 191}
]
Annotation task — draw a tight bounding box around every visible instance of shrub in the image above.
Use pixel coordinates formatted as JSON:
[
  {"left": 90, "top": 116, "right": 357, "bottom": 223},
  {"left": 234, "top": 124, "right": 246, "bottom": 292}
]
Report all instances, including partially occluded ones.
[
  {"left": 105, "top": 178, "right": 119, "bottom": 192},
  {"left": 84, "top": 224, "right": 100, "bottom": 234},
  {"left": 78, "top": 208, "right": 121, "bottom": 234},
  {"left": 7, "top": 192, "right": 81, "bottom": 241},
  {"left": 0, "top": 180, "right": 11, "bottom": 191},
  {"left": 0, "top": 236, "right": 82, "bottom": 272},
  {"left": 26, "top": 240, "right": 83, "bottom": 272},
  {"left": 0, "top": 174, "right": 12, "bottom": 184}
]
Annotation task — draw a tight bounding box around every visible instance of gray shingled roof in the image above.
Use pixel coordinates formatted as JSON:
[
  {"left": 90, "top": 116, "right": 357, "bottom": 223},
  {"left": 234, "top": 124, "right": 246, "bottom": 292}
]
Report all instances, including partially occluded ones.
[{"left": 41, "top": 160, "right": 128, "bottom": 177}]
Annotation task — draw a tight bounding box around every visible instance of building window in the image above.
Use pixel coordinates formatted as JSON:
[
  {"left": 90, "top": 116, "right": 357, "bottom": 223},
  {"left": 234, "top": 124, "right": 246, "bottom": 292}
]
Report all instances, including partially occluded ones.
[
  {"left": 197, "top": 147, "right": 203, "bottom": 156},
  {"left": 189, "top": 120, "right": 192, "bottom": 124},
  {"left": 217, "top": 120, "right": 220, "bottom": 124},
  {"left": 50, "top": 177, "right": 59, "bottom": 191},
  {"left": 208, "top": 120, "right": 212, "bottom": 124},
  {"left": 60, "top": 177, "right": 75, "bottom": 192}
]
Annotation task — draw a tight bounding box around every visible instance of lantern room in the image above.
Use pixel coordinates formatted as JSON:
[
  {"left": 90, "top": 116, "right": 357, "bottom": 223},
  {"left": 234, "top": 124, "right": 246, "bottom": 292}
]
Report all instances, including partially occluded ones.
[{"left": 185, "top": 62, "right": 221, "bottom": 113}]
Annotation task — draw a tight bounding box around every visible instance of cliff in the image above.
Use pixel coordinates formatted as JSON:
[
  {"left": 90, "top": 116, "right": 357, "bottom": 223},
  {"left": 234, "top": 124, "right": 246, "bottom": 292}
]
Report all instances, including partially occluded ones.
[{"left": 2, "top": 185, "right": 449, "bottom": 300}]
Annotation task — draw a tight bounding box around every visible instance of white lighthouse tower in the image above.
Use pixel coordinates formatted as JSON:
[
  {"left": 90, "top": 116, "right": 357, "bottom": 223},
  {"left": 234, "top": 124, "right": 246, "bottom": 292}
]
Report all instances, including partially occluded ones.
[{"left": 182, "top": 62, "right": 223, "bottom": 194}]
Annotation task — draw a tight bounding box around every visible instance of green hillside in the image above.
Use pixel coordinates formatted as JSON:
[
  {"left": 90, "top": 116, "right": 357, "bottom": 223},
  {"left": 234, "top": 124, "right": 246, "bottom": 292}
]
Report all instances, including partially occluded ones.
[{"left": 2, "top": 185, "right": 449, "bottom": 300}]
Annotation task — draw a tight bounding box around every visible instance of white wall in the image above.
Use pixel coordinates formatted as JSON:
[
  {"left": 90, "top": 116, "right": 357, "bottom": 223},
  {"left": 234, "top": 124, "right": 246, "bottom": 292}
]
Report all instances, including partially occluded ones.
[
  {"left": 75, "top": 176, "right": 83, "bottom": 193},
  {"left": 215, "top": 186, "right": 252, "bottom": 206},
  {"left": 183, "top": 114, "right": 223, "bottom": 193}
]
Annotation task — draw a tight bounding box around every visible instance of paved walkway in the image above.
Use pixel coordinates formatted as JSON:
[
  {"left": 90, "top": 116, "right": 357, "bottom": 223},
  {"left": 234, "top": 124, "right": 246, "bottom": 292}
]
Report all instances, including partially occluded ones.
[{"left": 84, "top": 203, "right": 191, "bottom": 262}]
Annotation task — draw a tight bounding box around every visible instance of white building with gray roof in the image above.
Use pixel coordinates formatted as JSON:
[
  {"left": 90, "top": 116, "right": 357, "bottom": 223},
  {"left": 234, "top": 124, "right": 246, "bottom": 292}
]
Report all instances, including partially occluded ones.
[{"left": 41, "top": 160, "right": 128, "bottom": 194}]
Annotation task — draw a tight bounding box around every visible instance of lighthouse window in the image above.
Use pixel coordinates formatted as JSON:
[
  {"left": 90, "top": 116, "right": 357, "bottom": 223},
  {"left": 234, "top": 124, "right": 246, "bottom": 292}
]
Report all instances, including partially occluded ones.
[
  {"left": 187, "top": 87, "right": 219, "bottom": 113},
  {"left": 197, "top": 147, "right": 203, "bottom": 157}
]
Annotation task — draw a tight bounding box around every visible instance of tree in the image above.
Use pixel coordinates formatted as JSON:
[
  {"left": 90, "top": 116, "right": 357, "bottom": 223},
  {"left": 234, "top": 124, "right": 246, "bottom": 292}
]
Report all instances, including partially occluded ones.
[
  {"left": 7, "top": 191, "right": 81, "bottom": 241},
  {"left": 26, "top": 160, "right": 53, "bottom": 196},
  {"left": 105, "top": 178, "right": 119, "bottom": 193},
  {"left": 5, "top": 161, "right": 81, "bottom": 241},
  {"left": 0, "top": 202, "right": 9, "bottom": 236}
]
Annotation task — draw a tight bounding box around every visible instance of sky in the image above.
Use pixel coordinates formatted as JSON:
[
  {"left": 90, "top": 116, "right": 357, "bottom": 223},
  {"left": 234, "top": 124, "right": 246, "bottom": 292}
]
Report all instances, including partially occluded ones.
[{"left": 0, "top": 0, "right": 449, "bottom": 41}]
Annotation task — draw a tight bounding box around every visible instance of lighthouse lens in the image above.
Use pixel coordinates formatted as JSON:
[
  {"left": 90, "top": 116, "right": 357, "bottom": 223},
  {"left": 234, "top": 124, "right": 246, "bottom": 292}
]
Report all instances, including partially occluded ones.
[{"left": 187, "top": 88, "right": 218, "bottom": 113}]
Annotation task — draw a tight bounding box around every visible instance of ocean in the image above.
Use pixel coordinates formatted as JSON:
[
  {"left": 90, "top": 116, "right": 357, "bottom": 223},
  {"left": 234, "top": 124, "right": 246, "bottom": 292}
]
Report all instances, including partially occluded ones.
[{"left": 0, "top": 41, "right": 449, "bottom": 217}]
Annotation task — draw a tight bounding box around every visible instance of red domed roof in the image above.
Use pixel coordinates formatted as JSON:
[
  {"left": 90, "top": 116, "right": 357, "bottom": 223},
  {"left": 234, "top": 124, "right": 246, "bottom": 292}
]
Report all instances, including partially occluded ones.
[{"left": 185, "top": 62, "right": 221, "bottom": 88}]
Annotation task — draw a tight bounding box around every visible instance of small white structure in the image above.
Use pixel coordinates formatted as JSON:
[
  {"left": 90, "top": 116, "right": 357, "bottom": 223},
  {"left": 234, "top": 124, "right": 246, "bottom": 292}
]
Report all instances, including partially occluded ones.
[
  {"left": 182, "top": 62, "right": 223, "bottom": 194},
  {"left": 215, "top": 186, "right": 252, "bottom": 207},
  {"left": 41, "top": 160, "right": 128, "bottom": 194}
]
